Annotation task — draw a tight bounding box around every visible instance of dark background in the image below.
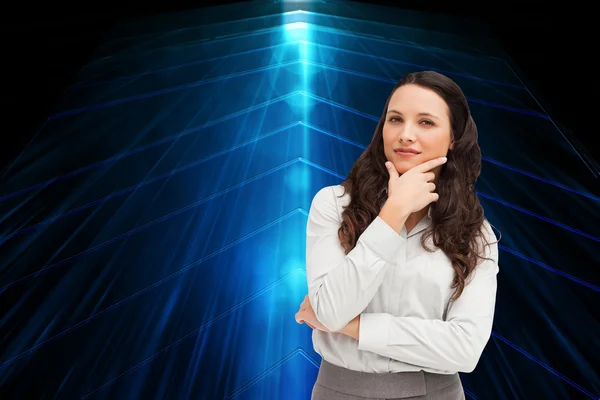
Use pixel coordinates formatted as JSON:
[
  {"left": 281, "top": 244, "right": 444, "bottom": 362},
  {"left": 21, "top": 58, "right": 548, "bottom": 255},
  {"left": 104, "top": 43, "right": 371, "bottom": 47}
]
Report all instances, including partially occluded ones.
[{"left": 0, "top": 0, "right": 596, "bottom": 177}]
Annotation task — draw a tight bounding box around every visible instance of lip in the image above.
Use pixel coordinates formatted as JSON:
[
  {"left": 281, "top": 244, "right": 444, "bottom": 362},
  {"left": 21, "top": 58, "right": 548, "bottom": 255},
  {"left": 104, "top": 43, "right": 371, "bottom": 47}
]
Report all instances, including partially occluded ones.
[{"left": 394, "top": 148, "right": 421, "bottom": 158}]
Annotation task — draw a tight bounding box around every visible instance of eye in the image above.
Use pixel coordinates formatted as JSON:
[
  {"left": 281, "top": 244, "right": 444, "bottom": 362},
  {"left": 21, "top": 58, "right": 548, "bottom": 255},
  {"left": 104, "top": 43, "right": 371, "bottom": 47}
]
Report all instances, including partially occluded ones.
[
  {"left": 389, "top": 117, "right": 402, "bottom": 123},
  {"left": 420, "top": 120, "right": 435, "bottom": 126}
]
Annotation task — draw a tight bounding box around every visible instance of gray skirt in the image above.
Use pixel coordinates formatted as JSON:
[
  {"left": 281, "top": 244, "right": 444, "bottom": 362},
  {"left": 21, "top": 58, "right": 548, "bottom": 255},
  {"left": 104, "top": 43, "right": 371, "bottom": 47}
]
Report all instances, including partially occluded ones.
[{"left": 311, "top": 360, "right": 465, "bottom": 400}]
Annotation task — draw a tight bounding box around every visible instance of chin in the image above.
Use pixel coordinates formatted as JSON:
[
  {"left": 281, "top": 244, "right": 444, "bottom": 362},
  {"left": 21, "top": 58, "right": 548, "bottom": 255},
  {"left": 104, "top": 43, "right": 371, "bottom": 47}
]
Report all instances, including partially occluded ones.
[
  {"left": 392, "top": 163, "right": 411, "bottom": 174},
  {"left": 387, "top": 152, "right": 422, "bottom": 173}
]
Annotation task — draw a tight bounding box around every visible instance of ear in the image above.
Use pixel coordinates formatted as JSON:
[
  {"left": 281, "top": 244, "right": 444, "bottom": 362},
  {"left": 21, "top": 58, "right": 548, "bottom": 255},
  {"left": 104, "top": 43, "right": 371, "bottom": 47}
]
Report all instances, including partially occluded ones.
[{"left": 449, "top": 140, "right": 455, "bottom": 151}]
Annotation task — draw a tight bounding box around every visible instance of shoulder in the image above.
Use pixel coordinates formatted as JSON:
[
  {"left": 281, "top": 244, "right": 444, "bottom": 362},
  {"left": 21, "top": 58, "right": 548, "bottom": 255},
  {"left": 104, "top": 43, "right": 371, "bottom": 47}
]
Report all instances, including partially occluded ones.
[
  {"left": 480, "top": 219, "right": 499, "bottom": 253},
  {"left": 474, "top": 217, "right": 500, "bottom": 275},
  {"left": 309, "top": 185, "right": 349, "bottom": 221},
  {"left": 311, "top": 185, "right": 349, "bottom": 208},
  {"left": 480, "top": 218, "right": 495, "bottom": 239}
]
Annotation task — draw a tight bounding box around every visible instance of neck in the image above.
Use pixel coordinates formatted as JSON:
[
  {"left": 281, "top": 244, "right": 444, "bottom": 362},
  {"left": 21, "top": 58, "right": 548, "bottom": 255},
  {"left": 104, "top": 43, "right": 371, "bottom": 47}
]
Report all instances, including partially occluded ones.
[{"left": 406, "top": 206, "right": 430, "bottom": 230}]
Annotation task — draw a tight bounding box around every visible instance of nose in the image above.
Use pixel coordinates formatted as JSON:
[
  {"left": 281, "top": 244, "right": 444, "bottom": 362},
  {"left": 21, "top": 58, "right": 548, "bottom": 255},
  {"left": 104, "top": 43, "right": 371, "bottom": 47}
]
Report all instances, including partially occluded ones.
[{"left": 397, "top": 122, "right": 417, "bottom": 143}]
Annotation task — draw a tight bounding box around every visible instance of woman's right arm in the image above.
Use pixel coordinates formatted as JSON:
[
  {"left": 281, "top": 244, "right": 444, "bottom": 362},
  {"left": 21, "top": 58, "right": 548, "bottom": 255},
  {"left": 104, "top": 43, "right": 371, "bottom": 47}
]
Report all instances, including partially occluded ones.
[{"left": 306, "top": 186, "right": 408, "bottom": 332}]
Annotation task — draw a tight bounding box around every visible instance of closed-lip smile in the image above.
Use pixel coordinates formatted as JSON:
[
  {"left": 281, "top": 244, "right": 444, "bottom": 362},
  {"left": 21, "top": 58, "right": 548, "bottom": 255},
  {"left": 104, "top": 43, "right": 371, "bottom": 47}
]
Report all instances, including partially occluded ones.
[{"left": 394, "top": 147, "right": 421, "bottom": 154}]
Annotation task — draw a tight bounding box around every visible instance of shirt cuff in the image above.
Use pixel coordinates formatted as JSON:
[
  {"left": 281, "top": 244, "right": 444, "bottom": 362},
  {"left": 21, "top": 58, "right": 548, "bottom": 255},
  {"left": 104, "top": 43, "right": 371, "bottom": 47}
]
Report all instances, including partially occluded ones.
[
  {"left": 358, "top": 216, "right": 405, "bottom": 264},
  {"left": 357, "top": 313, "right": 391, "bottom": 353}
]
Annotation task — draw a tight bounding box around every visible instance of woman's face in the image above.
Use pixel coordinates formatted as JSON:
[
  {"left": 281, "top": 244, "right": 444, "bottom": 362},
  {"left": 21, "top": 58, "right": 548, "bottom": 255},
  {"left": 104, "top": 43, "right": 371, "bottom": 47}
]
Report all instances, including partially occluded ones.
[{"left": 382, "top": 84, "right": 454, "bottom": 178}]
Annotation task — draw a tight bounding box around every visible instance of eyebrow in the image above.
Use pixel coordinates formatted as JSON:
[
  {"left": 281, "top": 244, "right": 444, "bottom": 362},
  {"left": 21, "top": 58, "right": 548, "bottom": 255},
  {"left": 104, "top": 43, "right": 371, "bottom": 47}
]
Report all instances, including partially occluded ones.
[{"left": 387, "top": 109, "right": 440, "bottom": 120}]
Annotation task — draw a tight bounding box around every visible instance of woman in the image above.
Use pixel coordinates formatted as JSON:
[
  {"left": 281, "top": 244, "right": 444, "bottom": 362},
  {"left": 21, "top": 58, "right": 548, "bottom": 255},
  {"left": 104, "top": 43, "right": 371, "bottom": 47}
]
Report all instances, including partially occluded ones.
[{"left": 295, "top": 70, "right": 500, "bottom": 399}]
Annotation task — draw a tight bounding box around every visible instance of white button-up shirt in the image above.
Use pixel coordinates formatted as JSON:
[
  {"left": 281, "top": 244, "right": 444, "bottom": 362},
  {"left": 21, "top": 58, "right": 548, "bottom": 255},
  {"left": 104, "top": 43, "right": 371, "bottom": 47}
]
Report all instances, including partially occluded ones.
[{"left": 306, "top": 185, "right": 499, "bottom": 374}]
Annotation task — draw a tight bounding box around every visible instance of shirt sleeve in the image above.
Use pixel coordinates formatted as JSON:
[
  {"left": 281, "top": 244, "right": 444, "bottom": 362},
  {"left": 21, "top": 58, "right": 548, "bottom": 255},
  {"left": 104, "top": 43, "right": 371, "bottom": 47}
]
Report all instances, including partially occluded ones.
[
  {"left": 306, "top": 186, "right": 406, "bottom": 332},
  {"left": 357, "top": 220, "right": 500, "bottom": 373}
]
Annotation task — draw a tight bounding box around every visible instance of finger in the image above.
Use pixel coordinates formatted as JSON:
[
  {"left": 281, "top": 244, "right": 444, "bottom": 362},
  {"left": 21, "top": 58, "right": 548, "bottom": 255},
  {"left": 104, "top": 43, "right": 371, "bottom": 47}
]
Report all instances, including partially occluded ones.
[
  {"left": 428, "top": 182, "right": 436, "bottom": 192},
  {"left": 385, "top": 161, "right": 399, "bottom": 180},
  {"left": 417, "top": 157, "right": 447, "bottom": 173},
  {"left": 431, "top": 192, "right": 440, "bottom": 202},
  {"left": 423, "top": 171, "right": 436, "bottom": 182}
]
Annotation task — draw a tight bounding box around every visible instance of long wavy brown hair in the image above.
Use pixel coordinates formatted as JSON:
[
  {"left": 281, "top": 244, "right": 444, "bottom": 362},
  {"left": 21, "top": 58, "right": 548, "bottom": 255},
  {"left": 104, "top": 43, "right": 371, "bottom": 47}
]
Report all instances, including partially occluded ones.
[{"left": 338, "top": 71, "right": 499, "bottom": 301}]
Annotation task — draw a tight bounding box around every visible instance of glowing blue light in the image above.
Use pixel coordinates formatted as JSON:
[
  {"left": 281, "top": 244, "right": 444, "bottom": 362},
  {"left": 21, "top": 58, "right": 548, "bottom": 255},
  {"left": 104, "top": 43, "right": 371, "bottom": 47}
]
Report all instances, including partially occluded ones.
[
  {"left": 284, "top": 22, "right": 308, "bottom": 42},
  {"left": 285, "top": 22, "right": 307, "bottom": 30}
]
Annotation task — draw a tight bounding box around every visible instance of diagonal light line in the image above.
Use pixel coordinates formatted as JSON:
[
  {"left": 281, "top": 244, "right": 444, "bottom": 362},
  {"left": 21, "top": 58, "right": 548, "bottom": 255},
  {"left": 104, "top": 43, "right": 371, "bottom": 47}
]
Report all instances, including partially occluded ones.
[
  {"left": 501, "top": 246, "right": 598, "bottom": 291},
  {"left": 72, "top": 40, "right": 302, "bottom": 89},
  {"left": 303, "top": 60, "right": 402, "bottom": 85},
  {"left": 0, "top": 122, "right": 302, "bottom": 242},
  {"left": 0, "top": 92, "right": 301, "bottom": 202},
  {"left": 298, "top": 157, "right": 346, "bottom": 180},
  {"left": 498, "top": 245, "right": 599, "bottom": 292},
  {"left": 226, "top": 348, "right": 314, "bottom": 399},
  {"left": 491, "top": 333, "right": 599, "bottom": 400},
  {"left": 501, "top": 59, "right": 599, "bottom": 180},
  {"left": 0, "top": 158, "right": 303, "bottom": 290},
  {"left": 296, "top": 348, "right": 321, "bottom": 369},
  {"left": 0, "top": 209, "right": 306, "bottom": 364},
  {"left": 300, "top": 122, "right": 366, "bottom": 149},
  {"left": 302, "top": 62, "right": 546, "bottom": 118},
  {"left": 300, "top": 40, "right": 525, "bottom": 90},
  {"left": 0, "top": 119, "right": 49, "bottom": 181},
  {"left": 300, "top": 90, "right": 379, "bottom": 122},
  {"left": 463, "top": 388, "right": 478, "bottom": 400},
  {"left": 297, "top": 158, "right": 599, "bottom": 289},
  {"left": 481, "top": 157, "right": 600, "bottom": 202},
  {"left": 466, "top": 97, "right": 547, "bottom": 118},
  {"left": 51, "top": 60, "right": 299, "bottom": 119},
  {"left": 477, "top": 192, "right": 600, "bottom": 243},
  {"left": 79, "top": 268, "right": 306, "bottom": 399}
]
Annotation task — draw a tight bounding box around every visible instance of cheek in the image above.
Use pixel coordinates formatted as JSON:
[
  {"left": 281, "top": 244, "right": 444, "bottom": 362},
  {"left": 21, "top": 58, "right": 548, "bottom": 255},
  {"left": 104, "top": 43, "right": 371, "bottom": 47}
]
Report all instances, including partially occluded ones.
[
  {"left": 417, "top": 136, "right": 435, "bottom": 149},
  {"left": 419, "top": 130, "right": 450, "bottom": 151},
  {"left": 382, "top": 126, "right": 395, "bottom": 146}
]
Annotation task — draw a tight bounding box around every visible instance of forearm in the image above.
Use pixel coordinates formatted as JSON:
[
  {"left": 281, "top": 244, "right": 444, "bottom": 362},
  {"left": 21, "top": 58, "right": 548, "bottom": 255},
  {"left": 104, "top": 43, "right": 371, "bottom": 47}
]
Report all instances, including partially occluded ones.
[
  {"left": 308, "top": 223, "right": 398, "bottom": 331},
  {"left": 339, "top": 315, "right": 361, "bottom": 339},
  {"left": 307, "top": 188, "right": 409, "bottom": 331},
  {"left": 354, "top": 263, "right": 498, "bottom": 373},
  {"left": 356, "top": 313, "right": 493, "bottom": 372}
]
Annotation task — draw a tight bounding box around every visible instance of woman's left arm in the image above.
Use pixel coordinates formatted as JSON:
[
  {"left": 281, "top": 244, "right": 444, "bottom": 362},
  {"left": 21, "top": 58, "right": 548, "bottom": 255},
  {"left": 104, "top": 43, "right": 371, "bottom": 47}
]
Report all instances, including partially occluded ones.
[{"left": 354, "top": 246, "right": 499, "bottom": 373}]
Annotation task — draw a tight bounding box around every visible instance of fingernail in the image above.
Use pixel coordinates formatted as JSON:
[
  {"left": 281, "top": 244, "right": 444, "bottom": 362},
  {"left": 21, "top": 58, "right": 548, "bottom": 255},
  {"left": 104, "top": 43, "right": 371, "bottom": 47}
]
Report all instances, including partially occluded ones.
[
  {"left": 385, "top": 162, "right": 391, "bottom": 168},
  {"left": 442, "top": 157, "right": 447, "bottom": 162}
]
